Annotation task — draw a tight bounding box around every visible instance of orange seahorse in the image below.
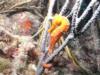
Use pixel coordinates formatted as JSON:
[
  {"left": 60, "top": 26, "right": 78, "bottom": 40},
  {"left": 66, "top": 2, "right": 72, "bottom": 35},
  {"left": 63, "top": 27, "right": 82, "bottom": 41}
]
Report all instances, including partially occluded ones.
[
  {"left": 43, "top": 14, "right": 70, "bottom": 69},
  {"left": 48, "top": 14, "right": 70, "bottom": 54}
]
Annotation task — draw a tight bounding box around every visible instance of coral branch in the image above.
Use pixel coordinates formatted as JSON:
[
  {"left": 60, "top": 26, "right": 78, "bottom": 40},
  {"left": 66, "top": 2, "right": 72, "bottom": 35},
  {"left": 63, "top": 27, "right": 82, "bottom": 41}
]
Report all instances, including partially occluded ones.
[
  {"left": 60, "top": 0, "right": 69, "bottom": 15},
  {"left": 36, "top": 0, "right": 56, "bottom": 75},
  {"left": 71, "top": 0, "right": 83, "bottom": 32},
  {"left": 67, "top": 0, "right": 79, "bottom": 17},
  {"left": 40, "top": 0, "right": 56, "bottom": 52},
  {"left": 76, "top": 0, "right": 97, "bottom": 27},
  {"left": 82, "top": 4, "right": 100, "bottom": 32},
  {"left": 36, "top": 0, "right": 100, "bottom": 75}
]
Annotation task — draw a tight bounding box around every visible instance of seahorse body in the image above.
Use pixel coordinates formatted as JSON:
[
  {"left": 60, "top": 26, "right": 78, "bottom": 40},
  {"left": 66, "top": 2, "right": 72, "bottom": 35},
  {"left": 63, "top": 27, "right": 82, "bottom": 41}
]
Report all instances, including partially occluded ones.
[{"left": 48, "top": 14, "right": 70, "bottom": 54}]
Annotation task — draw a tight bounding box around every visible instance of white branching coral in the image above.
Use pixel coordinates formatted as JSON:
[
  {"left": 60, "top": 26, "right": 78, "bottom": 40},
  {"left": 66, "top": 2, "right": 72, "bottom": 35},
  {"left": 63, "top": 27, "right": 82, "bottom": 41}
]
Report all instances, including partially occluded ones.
[
  {"left": 75, "top": 0, "right": 97, "bottom": 28},
  {"left": 60, "top": 0, "right": 69, "bottom": 15},
  {"left": 71, "top": 0, "right": 83, "bottom": 31},
  {"left": 36, "top": 0, "right": 56, "bottom": 75},
  {"left": 67, "top": 0, "right": 80, "bottom": 17},
  {"left": 36, "top": 0, "right": 100, "bottom": 75},
  {"left": 40, "top": 0, "right": 56, "bottom": 52},
  {"left": 82, "top": 4, "right": 100, "bottom": 32}
]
